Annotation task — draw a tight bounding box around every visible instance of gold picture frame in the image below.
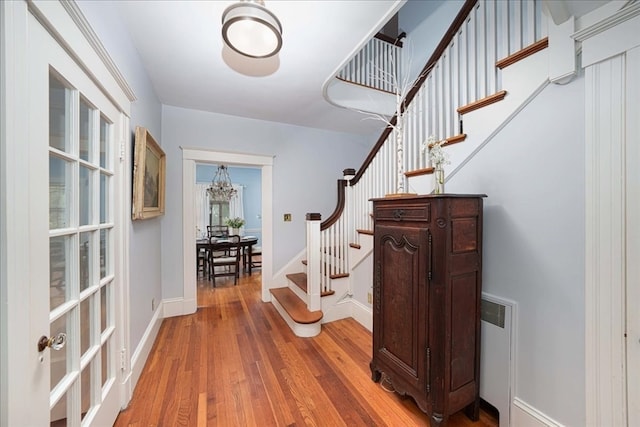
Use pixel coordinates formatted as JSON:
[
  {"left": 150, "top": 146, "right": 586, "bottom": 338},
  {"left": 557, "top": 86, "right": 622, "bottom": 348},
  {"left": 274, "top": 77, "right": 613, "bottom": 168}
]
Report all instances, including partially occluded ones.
[{"left": 132, "top": 126, "right": 166, "bottom": 220}]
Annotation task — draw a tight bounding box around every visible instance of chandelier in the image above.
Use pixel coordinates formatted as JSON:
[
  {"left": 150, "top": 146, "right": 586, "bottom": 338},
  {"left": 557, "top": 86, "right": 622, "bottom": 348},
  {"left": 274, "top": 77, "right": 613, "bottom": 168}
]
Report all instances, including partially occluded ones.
[{"left": 207, "top": 165, "right": 237, "bottom": 202}]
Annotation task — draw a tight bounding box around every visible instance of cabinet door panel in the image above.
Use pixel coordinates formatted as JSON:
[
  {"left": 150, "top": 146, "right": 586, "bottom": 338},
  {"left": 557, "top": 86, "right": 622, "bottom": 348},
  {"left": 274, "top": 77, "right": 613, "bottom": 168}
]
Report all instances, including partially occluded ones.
[{"left": 374, "top": 224, "right": 428, "bottom": 389}]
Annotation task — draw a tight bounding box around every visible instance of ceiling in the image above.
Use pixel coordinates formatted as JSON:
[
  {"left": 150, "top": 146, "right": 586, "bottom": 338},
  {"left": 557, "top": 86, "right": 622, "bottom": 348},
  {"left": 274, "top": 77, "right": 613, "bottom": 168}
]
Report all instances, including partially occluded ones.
[{"left": 115, "top": 0, "right": 406, "bottom": 137}]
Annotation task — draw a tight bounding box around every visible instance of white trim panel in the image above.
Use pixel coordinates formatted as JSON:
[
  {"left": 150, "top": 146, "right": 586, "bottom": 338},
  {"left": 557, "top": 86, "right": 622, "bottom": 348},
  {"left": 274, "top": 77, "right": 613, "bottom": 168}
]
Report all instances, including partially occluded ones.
[
  {"left": 625, "top": 44, "right": 640, "bottom": 427},
  {"left": 512, "top": 398, "right": 565, "bottom": 427},
  {"left": 348, "top": 298, "right": 372, "bottom": 332},
  {"left": 124, "top": 300, "right": 163, "bottom": 404},
  {"left": 162, "top": 297, "right": 196, "bottom": 319},
  {"left": 585, "top": 54, "right": 627, "bottom": 426}
]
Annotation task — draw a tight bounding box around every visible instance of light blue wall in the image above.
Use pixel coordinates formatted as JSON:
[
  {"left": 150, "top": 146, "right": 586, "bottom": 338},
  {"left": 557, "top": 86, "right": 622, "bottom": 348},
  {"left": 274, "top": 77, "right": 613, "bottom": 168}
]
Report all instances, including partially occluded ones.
[
  {"left": 160, "top": 105, "right": 371, "bottom": 298},
  {"left": 399, "top": 0, "right": 465, "bottom": 85},
  {"left": 448, "top": 77, "right": 586, "bottom": 426}
]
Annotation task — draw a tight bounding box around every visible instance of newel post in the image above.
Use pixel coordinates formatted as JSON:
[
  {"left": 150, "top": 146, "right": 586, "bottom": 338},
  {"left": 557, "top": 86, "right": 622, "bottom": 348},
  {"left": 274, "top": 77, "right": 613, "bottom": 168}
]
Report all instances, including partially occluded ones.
[{"left": 306, "top": 213, "right": 322, "bottom": 311}]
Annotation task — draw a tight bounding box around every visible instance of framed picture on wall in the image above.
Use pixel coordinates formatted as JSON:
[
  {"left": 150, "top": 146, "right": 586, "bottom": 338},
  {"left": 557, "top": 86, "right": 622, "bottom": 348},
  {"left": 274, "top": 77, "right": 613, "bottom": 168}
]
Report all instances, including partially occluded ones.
[{"left": 132, "top": 126, "right": 166, "bottom": 220}]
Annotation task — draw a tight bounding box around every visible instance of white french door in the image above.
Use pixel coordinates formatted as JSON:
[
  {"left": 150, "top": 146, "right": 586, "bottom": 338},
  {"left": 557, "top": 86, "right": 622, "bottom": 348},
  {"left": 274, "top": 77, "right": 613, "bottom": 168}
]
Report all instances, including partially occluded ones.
[{"left": 21, "top": 9, "right": 124, "bottom": 427}]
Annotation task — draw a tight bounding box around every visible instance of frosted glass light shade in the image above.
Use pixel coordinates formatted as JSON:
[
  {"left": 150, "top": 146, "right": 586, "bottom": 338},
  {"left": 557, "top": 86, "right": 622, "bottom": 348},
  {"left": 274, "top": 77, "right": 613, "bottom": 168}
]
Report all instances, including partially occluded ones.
[{"left": 222, "top": 1, "right": 283, "bottom": 59}]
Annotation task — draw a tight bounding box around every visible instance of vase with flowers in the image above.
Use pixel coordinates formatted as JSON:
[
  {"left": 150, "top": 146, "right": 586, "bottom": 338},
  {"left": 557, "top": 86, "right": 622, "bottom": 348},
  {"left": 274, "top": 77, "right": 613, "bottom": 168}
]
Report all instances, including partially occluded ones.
[
  {"left": 224, "top": 217, "right": 245, "bottom": 236},
  {"left": 421, "top": 135, "right": 450, "bottom": 194}
]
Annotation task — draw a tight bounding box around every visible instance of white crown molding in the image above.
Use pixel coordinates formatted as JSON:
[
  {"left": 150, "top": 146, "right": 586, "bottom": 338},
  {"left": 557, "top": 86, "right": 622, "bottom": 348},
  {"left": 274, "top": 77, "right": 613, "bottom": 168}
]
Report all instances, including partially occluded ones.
[
  {"left": 59, "top": 0, "right": 136, "bottom": 102},
  {"left": 573, "top": 1, "right": 640, "bottom": 42}
]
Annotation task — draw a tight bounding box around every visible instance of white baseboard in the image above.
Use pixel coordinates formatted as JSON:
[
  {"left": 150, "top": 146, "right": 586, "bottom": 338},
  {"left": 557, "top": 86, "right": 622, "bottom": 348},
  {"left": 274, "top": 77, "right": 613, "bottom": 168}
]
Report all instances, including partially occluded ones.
[
  {"left": 321, "top": 297, "right": 372, "bottom": 332},
  {"left": 512, "top": 398, "right": 565, "bottom": 427},
  {"left": 321, "top": 296, "right": 352, "bottom": 324},
  {"left": 162, "top": 296, "right": 196, "bottom": 318},
  {"left": 123, "top": 300, "right": 164, "bottom": 405},
  {"left": 350, "top": 298, "right": 372, "bottom": 332}
]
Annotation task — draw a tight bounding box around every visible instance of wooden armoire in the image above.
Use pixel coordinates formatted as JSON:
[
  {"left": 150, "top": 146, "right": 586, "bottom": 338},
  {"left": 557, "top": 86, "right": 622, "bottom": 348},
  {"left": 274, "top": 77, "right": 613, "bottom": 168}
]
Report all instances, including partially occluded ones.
[{"left": 370, "top": 194, "right": 485, "bottom": 426}]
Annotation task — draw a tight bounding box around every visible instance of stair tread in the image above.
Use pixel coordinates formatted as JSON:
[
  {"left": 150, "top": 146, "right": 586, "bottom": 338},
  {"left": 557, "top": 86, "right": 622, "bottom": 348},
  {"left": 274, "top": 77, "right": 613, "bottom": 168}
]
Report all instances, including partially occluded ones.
[
  {"left": 286, "top": 272, "right": 337, "bottom": 296},
  {"left": 286, "top": 272, "right": 308, "bottom": 292},
  {"left": 270, "top": 287, "right": 323, "bottom": 324}
]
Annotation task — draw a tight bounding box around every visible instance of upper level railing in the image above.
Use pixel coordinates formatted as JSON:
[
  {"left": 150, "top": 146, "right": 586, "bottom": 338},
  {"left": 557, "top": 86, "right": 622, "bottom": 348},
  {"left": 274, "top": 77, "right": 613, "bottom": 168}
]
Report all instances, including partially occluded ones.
[
  {"left": 336, "top": 35, "right": 403, "bottom": 94},
  {"left": 308, "top": 0, "right": 548, "bottom": 305}
]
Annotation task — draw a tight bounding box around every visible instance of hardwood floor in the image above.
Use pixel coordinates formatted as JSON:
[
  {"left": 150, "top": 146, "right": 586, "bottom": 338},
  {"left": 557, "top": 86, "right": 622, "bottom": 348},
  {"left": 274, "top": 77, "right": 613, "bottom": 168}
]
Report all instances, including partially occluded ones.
[{"left": 114, "top": 273, "right": 498, "bottom": 426}]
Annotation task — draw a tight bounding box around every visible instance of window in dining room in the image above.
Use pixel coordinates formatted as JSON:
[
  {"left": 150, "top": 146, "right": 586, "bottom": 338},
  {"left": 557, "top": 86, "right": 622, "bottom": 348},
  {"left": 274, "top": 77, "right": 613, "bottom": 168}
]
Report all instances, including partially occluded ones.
[{"left": 209, "top": 201, "right": 230, "bottom": 226}]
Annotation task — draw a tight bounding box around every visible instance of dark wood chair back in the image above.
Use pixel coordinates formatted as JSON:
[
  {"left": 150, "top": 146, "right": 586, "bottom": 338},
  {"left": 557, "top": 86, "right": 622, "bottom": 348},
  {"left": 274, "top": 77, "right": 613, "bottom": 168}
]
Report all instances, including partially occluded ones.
[
  {"left": 209, "top": 235, "right": 241, "bottom": 286},
  {"left": 207, "top": 225, "right": 229, "bottom": 238}
]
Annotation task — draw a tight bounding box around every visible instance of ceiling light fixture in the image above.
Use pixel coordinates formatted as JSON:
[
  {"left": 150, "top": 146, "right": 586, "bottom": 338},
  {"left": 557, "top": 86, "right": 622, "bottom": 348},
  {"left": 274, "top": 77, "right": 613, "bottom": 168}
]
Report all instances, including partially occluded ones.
[
  {"left": 207, "top": 165, "right": 237, "bottom": 202},
  {"left": 221, "top": 0, "right": 283, "bottom": 59}
]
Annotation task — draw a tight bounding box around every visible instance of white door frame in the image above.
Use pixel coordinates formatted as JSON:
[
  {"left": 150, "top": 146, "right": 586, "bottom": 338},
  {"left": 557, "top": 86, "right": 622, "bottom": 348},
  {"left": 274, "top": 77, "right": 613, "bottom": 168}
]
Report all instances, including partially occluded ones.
[
  {"left": 0, "top": 1, "right": 134, "bottom": 425},
  {"left": 179, "top": 148, "right": 274, "bottom": 318},
  {"left": 1, "top": 2, "right": 34, "bottom": 424}
]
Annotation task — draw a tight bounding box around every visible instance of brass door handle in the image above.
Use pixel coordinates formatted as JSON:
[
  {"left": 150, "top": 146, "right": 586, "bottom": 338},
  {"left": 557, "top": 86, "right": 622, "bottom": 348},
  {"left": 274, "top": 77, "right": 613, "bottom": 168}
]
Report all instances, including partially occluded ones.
[{"left": 37, "top": 333, "right": 66, "bottom": 352}]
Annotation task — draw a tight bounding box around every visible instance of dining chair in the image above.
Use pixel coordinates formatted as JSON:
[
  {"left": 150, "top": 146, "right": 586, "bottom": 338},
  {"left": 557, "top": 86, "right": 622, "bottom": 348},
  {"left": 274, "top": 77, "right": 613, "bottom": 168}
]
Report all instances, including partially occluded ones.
[
  {"left": 209, "top": 235, "right": 241, "bottom": 286},
  {"left": 250, "top": 245, "right": 262, "bottom": 272},
  {"left": 207, "top": 225, "right": 229, "bottom": 238},
  {"left": 197, "top": 247, "right": 208, "bottom": 279}
]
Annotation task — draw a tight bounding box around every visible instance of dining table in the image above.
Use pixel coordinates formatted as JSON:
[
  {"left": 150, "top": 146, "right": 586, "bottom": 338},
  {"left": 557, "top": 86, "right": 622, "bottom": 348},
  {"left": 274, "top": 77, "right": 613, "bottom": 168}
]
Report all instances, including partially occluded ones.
[{"left": 197, "top": 236, "right": 259, "bottom": 275}]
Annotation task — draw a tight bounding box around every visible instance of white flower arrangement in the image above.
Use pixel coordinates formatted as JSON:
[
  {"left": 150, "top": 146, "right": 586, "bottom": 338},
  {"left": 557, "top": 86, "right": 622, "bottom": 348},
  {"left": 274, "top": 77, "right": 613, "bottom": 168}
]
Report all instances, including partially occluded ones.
[
  {"left": 224, "top": 217, "right": 245, "bottom": 228},
  {"left": 421, "top": 135, "right": 450, "bottom": 168}
]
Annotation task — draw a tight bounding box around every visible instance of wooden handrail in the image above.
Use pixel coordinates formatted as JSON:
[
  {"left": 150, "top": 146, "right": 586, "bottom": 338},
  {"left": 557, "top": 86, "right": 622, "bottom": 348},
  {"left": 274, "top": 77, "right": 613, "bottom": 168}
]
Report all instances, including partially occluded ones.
[
  {"left": 374, "top": 32, "right": 405, "bottom": 48},
  {"left": 351, "top": 0, "right": 478, "bottom": 186},
  {"left": 320, "top": 179, "right": 348, "bottom": 231}
]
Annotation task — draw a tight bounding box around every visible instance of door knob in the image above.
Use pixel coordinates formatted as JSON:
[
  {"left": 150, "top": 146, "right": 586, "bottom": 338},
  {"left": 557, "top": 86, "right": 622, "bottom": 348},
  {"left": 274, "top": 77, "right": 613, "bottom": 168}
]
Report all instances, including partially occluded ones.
[{"left": 37, "top": 333, "right": 67, "bottom": 352}]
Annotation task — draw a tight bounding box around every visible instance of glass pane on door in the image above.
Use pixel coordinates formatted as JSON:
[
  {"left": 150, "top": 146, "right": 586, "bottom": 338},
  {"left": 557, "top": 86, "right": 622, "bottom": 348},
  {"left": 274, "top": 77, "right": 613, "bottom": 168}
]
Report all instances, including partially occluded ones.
[
  {"left": 50, "top": 313, "right": 69, "bottom": 391},
  {"left": 99, "top": 116, "right": 109, "bottom": 169},
  {"left": 49, "top": 74, "right": 71, "bottom": 152},
  {"left": 79, "top": 231, "right": 93, "bottom": 292},
  {"left": 49, "top": 156, "right": 72, "bottom": 229},
  {"left": 79, "top": 165, "right": 92, "bottom": 226},
  {"left": 79, "top": 99, "right": 93, "bottom": 162},
  {"left": 100, "top": 342, "right": 109, "bottom": 389},
  {"left": 80, "top": 364, "right": 92, "bottom": 421},
  {"left": 80, "top": 297, "right": 91, "bottom": 357},
  {"left": 50, "top": 235, "right": 70, "bottom": 311}
]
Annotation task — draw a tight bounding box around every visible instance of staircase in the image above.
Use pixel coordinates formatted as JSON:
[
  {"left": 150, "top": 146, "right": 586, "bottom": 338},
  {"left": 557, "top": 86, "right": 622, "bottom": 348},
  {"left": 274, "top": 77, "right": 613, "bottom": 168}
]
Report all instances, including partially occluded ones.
[{"left": 270, "top": 0, "right": 551, "bottom": 337}]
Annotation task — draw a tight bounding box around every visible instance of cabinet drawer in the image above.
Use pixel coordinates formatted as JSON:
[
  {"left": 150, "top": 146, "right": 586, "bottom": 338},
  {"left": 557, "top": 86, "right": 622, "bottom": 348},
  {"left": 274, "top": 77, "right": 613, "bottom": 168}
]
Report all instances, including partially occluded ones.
[{"left": 374, "top": 203, "right": 431, "bottom": 222}]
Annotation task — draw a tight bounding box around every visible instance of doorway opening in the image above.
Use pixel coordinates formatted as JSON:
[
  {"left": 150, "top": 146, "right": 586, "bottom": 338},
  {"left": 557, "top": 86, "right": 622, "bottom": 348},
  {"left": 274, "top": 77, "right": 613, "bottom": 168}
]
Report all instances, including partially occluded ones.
[
  {"left": 195, "top": 163, "right": 262, "bottom": 305},
  {"left": 181, "top": 148, "right": 273, "bottom": 315}
]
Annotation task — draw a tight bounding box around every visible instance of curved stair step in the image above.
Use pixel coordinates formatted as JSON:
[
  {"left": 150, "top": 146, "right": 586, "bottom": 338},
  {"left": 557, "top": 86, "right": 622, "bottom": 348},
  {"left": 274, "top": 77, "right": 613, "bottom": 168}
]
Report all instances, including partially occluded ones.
[{"left": 270, "top": 287, "right": 322, "bottom": 338}]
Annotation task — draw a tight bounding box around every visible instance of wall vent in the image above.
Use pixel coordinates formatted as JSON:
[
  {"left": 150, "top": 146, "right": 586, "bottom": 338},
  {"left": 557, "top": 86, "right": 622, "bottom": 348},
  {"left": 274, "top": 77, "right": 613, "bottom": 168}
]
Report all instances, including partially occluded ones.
[
  {"left": 481, "top": 298, "right": 506, "bottom": 328},
  {"left": 480, "top": 294, "right": 516, "bottom": 427}
]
